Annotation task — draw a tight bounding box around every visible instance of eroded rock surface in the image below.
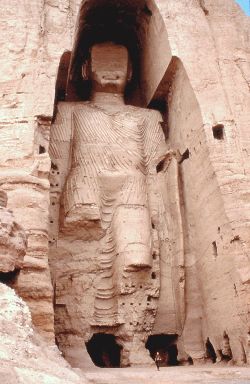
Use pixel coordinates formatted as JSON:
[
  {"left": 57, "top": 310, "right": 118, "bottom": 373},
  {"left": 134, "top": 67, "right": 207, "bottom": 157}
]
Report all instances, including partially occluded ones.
[
  {"left": 0, "top": 0, "right": 249, "bottom": 373},
  {"left": 0, "top": 190, "right": 26, "bottom": 273},
  {"left": 0, "top": 283, "right": 87, "bottom": 384}
]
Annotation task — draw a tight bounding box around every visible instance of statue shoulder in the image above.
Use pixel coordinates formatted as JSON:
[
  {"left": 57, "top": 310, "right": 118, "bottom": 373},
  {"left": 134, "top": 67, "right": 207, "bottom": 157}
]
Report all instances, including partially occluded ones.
[
  {"left": 54, "top": 101, "right": 86, "bottom": 119},
  {"left": 72, "top": 102, "right": 103, "bottom": 115},
  {"left": 142, "top": 108, "right": 163, "bottom": 122},
  {"left": 56, "top": 101, "right": 90, "bottom": 113},
  {"left": 126, "top": 105, "right": 163, "bottom": 122}
]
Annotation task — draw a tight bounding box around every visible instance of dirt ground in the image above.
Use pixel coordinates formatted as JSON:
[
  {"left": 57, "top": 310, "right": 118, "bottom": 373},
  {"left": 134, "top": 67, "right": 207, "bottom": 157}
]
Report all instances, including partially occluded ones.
[{"left": 83, "top": 366, "right": 250, "bottom": 384}]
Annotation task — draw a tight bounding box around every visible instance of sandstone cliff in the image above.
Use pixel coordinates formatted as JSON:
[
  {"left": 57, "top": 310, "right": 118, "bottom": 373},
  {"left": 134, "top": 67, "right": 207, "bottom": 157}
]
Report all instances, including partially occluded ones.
[{"left": 0, "top": 0, "right": 249, "bottom": 371}]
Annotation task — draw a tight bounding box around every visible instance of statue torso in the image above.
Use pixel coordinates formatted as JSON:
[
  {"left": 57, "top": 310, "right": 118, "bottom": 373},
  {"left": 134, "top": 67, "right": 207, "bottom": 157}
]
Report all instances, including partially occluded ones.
[
  {"left": 71, "top": 102, "right": 162, "bottom": 175},
  {"left": 55, "top": 101, "right": 166, "bottom": 218}
]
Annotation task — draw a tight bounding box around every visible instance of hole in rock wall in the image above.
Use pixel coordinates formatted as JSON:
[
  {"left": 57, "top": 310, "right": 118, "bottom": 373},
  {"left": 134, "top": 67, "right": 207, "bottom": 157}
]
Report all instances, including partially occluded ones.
[
  {"left": 151, "top": 272, "right": 156, "bottom": 279},
  {"left": 0, "top": 269, "right": 20, "bottom": 286},
  {"left": 51, "top": 162, "right": 58, "bottom": 170},
  {"left": 145, "top": 334, "right": 179, "bottom": 366},
  {"left": 39, "top": 145, "right": 46, "bottom": 154},
  {"left": 156, "top": 159, "right": 165, "bottom": 173},
  {"left": 212, "top": 124, "right": 224, "bottom": 140},
  {"left": 179, "top": 148, "right": 190, "bottom": 164},
  {"left": 86, "top": 333, "right": 122, "bottom": 367},
  {"left": 212, "top": 241, "right": 218, "bottom": 258},
  {"left": 205, "top": 337, "right": 217, "bottom": 363}
]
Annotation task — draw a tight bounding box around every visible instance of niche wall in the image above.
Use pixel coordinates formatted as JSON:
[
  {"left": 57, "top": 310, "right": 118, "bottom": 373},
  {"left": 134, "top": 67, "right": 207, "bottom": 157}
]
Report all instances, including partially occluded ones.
[{"left": 48, "top": 0, "right": 175, "bottom": 369}]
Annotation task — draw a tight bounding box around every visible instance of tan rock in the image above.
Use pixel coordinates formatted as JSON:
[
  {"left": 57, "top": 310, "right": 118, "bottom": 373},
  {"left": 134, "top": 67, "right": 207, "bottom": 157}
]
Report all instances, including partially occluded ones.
[
  {"left": 0, "top": 282, "right": 87, "bottom": 383},
  {"left": 0, "top": 189, "right": 26, "bottom": 272},
  {"left": 0, "top": 0, "right": 249, "bottom": 373}
]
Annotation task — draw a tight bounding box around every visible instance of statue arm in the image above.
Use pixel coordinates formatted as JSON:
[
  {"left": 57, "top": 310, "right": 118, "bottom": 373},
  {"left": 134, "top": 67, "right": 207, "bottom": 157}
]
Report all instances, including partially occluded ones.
[
  {"left": 48, "top": 102, "right": 73, "bottom": 241},
  {"left": 144, "top": 112, "right": 185, "bottom": 331},
  {"left": 143, "top": 110, "right": 167, "bottom": 174},
  {"left": 49, "top": 102, "right": 73, "bottom": 193}
]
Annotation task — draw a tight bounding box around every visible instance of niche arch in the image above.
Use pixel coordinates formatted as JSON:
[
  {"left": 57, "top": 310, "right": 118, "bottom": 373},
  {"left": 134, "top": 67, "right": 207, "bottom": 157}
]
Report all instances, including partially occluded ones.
[
  {"left": 145, "top": 334, "right": 179, "bottom": 366},
  {"left": 53, "top": 0, "right": 172, "bottom": 109},
  {"left": 49, "top": 0, "right": 194, "bottom": 369},
  {"left": 86, "top": 333, "right": 122, "bottom": 367}
]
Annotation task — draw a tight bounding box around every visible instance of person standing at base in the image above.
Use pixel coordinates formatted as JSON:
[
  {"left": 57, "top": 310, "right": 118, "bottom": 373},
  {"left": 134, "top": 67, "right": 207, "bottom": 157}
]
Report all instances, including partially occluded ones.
[{"left": 155, "top": 351, "right": 162, "bottom": 371}]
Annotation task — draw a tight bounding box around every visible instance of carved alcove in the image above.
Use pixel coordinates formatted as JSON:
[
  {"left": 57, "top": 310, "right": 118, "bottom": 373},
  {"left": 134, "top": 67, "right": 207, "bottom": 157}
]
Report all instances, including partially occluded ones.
[
  {"left": 49, "top": 0, "right": 179, "bottom": 369},
  {"left": 86, "top": 333, "right": 122, "bottom": 367},
  {"left": 145, "top": 334, "right": 179, "bottom": 366},
  {"left": 53, "top": 0, "right": 172, "bottom": 111},
  {"left": 47, "top": 0, "right": 250, "bottom": 369}
]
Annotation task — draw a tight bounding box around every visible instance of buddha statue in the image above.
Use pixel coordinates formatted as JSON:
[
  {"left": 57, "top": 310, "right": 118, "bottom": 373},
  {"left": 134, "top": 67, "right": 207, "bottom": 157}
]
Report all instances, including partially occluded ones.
[{"left": 49, "top": 41, "right": 173, "bottom": 366}]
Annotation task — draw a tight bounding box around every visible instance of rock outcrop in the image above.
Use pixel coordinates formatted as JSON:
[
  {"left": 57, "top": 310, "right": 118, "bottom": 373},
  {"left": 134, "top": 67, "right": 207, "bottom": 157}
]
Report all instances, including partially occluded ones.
[
  {"left": 0, "top": 282, "right": 87, "bottom": 383},
  {"left": 0, "top": 190, "right": 26, "bottom": 273}
]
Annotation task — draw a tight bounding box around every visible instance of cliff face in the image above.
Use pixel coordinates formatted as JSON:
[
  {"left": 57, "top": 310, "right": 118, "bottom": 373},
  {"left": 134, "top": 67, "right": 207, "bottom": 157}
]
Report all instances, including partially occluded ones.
[
  {"left": 0, "top": 194, "right": 26, "bottom": 273},
  {"left": 0, "top": 0, "right": 249, "bottom": 368},
  {"left": 0, "top": 283, "right": 86, "bottom": 383}
]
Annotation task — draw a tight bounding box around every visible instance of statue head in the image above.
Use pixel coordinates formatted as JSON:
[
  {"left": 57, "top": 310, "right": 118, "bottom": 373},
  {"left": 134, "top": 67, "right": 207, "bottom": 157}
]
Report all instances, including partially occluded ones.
[{"left": 82, "top": 42, "right": 132, "bottom": 94}]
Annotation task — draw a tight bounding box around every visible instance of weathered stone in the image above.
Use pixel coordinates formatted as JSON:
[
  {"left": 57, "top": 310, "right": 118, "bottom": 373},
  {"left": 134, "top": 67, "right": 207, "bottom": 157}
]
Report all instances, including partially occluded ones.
[
  {"left": 0, "top": 283, "right": 87, "bottom": 383},
  {"left": 0, "top": 204, "right": 26, "bottom": 273},
  {"left": 0, "top": 0, "right": 249, "bottom": 376}
]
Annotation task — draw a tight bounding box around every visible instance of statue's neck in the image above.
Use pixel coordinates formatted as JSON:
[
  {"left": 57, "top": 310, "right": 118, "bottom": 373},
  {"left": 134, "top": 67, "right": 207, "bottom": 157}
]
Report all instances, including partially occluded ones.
[{"left": 91, "top": 92, "right": 125, "bottom": 106}]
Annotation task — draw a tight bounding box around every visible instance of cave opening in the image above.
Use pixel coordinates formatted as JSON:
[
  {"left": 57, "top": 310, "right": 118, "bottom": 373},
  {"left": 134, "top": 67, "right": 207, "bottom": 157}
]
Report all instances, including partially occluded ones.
[
  {"left": 0, "top": 269, "right": 20, "bottom": 286},
  {"left": 205, "top": 337, "right": 217, "bottom": 363},
  {"left": 86, "top": 333, "right": 122, "bottom": 367},
  {"left": 145, "top": 334, "right": 179, "bottom": 366},
  {"left": 212, "top": 124, "right": 224, "bottom": 140}
]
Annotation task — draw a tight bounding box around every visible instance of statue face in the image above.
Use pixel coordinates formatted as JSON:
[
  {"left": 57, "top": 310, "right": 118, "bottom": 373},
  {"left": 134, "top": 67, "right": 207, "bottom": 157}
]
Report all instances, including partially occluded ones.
[{"left": 89, "top": 42, "right": 130, "bottom": 94}]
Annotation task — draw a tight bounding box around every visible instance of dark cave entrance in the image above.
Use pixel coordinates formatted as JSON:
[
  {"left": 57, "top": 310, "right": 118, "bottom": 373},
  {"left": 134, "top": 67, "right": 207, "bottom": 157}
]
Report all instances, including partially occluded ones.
[
  {"left": 205, "top": 337, "right": 217, "bottom": 363},
  {"left": 0, "top": 269, "right": 20, "bottom": 286},
  {"left": 86, "top": 333, "right": 122, "bottom": 367},
  {"left": 145, "top": 334, "right": 179, "bottom": 366}
]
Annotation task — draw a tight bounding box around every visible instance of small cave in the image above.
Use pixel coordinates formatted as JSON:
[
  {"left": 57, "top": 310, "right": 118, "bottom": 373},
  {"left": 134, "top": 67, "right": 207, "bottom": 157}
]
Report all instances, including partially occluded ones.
[
  {"left": 212, "top": 124, "right": 224, "bottom": 140},
  {"left": 205, "top": 337, "right": 217, "bottom": 363},
  {"left": 51, "top": 162, "right": 58, "bottom": 171},
  {"left": 39, "top": 145, "right": 46, "bottom": 154},
  {"left": 179, "top": 148, "right": 190, "bottom": 164},
  {"left": 86, "top": 333, "right": 122, "bottom": 367},
  {"left": 145, "top": 334, "right": 179, "bottom": 366},
  {"left": 156, "top": 159, "right": 165, "bottom": 173},
  {"left": 151, "top": 272, "right": 156, "bottom": 279},
  {"left": 0, "top": 269, "right": 20, "bottom": 286}
]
